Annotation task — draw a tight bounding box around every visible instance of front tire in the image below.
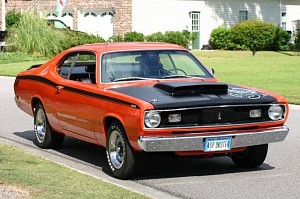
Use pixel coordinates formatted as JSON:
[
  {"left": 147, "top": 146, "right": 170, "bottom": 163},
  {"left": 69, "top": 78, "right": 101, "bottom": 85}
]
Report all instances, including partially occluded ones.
[
  {"left": 231, "top": 144, "right": 268, "bottom": 168},
  {"left": 34, "top": 102, "right": 64, "bottom": 149},
  {"left": 106, "top": 121, "right": 135, "bottom": 179}
]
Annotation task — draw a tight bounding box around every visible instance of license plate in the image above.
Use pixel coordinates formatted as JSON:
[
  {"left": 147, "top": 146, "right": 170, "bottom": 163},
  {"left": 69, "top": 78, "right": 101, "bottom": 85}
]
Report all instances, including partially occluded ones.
[{"left": 204, "top": 137, "right": 232, "bottom": 152}]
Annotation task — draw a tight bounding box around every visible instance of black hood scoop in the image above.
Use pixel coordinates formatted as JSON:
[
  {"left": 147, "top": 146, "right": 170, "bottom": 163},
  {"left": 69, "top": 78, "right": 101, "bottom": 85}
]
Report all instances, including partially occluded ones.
[{"left": 154, "top": 82, "right": 228, "bottom": 95}]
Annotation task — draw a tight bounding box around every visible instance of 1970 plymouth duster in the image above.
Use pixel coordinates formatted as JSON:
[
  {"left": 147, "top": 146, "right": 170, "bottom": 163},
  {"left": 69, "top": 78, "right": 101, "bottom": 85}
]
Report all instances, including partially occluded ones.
[{"left": 14, "top": 42, "right": 289, "bottom": 179}]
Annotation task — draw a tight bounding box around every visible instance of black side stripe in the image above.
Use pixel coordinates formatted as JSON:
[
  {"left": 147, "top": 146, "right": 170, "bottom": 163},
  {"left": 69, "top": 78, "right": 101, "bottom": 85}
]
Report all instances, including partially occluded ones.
[
  {"left": 17, "top": 75, "right": 57, "bottom": 88},
  {"left": 16, "top": 75, "right": 140, "bottom": 109}
]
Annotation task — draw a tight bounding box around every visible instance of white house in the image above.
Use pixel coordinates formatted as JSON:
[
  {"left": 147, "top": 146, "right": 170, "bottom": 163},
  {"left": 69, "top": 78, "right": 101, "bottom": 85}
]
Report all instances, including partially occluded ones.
[
  {"left": 1, "top": 0, "right": 300, "bottom": 49},
  {"left": 132, "top": 0, "right": 300, "bottom": 49}
]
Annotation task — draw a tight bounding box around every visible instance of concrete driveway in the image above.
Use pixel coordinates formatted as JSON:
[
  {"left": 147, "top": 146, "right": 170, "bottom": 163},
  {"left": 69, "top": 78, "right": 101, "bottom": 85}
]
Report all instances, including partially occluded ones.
[{"left": 1, "top": 76, "right": 300, "bottom": 199}]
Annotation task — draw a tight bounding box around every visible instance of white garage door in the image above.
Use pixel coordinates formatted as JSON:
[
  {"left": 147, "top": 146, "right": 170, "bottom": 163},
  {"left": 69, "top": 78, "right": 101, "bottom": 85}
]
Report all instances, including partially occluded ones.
[
  {"left": 46, "top": 12, "right": 74, "bottom": 29},
  {"left": 78, "top": 10, "right": 114, "bottom": 40}
]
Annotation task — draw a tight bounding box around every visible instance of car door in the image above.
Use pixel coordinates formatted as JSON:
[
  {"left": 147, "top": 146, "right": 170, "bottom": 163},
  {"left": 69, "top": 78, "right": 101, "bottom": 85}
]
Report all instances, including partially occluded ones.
[{"left": 55, "top": 51, "right": 98, "bottom": 141}]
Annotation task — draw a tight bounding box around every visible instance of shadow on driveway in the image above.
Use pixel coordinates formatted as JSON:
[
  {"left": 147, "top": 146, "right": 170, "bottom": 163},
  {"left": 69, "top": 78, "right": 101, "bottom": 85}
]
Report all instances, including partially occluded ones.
[{"left": 13, "top": 131, "right": 275, "bottom": 180}]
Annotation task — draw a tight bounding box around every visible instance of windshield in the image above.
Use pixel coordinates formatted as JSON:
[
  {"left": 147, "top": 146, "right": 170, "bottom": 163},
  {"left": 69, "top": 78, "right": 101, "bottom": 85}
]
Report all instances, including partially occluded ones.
[{"left": 101, "top": 50, "right": 212, "bottom": 83}]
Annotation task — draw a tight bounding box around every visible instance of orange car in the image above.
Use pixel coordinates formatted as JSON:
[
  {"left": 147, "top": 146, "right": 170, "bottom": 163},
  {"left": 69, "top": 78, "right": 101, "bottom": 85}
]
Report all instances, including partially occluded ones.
[{"left": 14, "top": 42, "right": 289, "bottom": 179}]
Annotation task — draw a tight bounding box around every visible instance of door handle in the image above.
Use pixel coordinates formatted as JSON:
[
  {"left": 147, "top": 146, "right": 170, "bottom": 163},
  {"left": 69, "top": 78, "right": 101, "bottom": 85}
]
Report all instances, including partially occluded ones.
[{"left": 56, "top": 85, "right": 64, "bottom": 93}]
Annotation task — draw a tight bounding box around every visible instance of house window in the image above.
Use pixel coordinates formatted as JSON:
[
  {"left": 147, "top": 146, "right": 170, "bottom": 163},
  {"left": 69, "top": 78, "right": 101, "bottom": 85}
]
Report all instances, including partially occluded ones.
[
  {"left": 239, "top": 10, "right": 248, "bottom": 22},
  {"left": 191, "top": 12, "right": 200, "bottom": 32}
]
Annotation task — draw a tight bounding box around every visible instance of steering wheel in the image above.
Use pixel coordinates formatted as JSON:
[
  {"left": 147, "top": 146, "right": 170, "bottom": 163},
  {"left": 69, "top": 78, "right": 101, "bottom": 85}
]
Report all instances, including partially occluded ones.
[{"left": 167, "top": 68, "right": 188, "bottom": 75}]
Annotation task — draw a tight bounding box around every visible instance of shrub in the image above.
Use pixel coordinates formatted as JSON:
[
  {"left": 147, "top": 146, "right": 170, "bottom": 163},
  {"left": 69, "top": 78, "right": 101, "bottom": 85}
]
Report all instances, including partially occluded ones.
[
  {"left": 62, "top": 30, "right": 105, "bottom": 49},
  {"left": 164, "top": 31, "right": 183, "bottom": 46},
  {"left": 209, "top": 26, "right": 236, "bottom": 50},
  {"left": 294, "top": 31, "right": 300, "bottom": 53},
  {"left": 7, "top": 12, "right": 66, "bottom": 57},
  {"left": 145, "top": 32, "right": 165, "bottom": 42},
  {"left": 271, "top": 27, "right": 291, "bottom": 51},
  {"left": 6, "top": 9, "right": 22, "bottom": 28},
  {"left": 164, "top": 30, "right": 195, "bottom": 48},
  {"left": 231, "top": 20, "right": 276, "bottom": 56},
  {"left": 123, "top": 31, "right": 144, "bottom": 42},
  {"left": 107, "top": 35, "right": 123, "bottom": 42}
]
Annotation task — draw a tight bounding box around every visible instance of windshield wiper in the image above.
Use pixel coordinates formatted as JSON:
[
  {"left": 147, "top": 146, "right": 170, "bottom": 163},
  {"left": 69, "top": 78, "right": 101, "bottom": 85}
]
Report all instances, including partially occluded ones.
[
  {"left": 161, "top": 74, "right": 206, "bottom": 80},
  {"left": 113, "top": 77, "right": 150, "bottom": 82},
  {"left": 161, "top": 74, "right": 191, "bottom": 79}
]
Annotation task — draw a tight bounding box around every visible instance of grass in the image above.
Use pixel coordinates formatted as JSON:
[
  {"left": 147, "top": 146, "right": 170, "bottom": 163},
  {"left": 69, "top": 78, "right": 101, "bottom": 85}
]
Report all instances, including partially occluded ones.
[
  {"left": 7, "top": 12, "right": 66, "bottom": 57},
  {"left": 193, "top": 51, "right": 300, "bottom": 104},
  {"left": 0, "top": 143, "right": 148, "bottom": 199},
  {"left": 0, "top": 52, "right": 47, "bottom": 64},
  {"left": 0, "top": 50, "right": 299, "bottom": 104},
  {"left": 0, "top": 52, "right": 47, "bottom": 76}
]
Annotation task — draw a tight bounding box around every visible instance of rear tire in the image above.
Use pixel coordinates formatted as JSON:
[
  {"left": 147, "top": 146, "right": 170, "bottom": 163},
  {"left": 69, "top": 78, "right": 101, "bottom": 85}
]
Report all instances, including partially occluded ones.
[
  {"left": 106, "top": 121, "right": 136, "bottom": 179},
  {"left": 231, "top": 144, "right": 268, "bottom": 168},
  {"left": 34, "top": 102, "right": 64, "bottom": 149}
]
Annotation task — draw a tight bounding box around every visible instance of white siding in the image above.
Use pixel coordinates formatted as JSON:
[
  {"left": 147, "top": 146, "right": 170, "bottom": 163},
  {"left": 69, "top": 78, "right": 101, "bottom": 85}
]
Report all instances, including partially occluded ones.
[
  {"left": 282, "top": 0, "right": 300, "bottom": 33},
  {"left": 205, "top": 0, "right": 280, "bottom": 27},
  {"left": 132, "top": 0, "right": 203, "bottom": 34},
  {"left": 132, "top": 0, "right": 281, "bottom": 49}
]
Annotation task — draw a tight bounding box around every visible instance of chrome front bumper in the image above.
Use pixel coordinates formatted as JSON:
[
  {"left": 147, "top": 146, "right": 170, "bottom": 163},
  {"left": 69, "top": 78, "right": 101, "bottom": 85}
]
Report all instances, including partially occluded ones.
[{"left": 137, "top": 126, "right": 289, "bottom": 152}]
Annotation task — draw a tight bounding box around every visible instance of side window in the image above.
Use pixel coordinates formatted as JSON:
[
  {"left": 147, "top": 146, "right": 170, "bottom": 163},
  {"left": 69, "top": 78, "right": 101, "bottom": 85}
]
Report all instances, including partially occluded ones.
[
  {"left": 58, "top": 52, "right": 96, "bottom": 84},
  {"left": 59, "top": 54, "right": 77, "bottom": 78}
]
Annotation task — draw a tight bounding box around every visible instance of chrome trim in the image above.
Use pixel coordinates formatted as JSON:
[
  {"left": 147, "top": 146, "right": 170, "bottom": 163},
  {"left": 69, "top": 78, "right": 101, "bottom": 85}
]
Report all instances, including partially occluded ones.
[
  {"left": 143, "top": 104, "right": 287, "bottom": 130},
  {"left": 146, "top": 103, "right": 286, "bottom": 112},
  {"left": 138, "top": 126, "right": 289, "bottom": 152}
]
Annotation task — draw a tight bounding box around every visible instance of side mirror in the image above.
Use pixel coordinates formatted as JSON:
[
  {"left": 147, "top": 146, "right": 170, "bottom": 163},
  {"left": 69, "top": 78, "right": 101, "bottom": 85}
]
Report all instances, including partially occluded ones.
[{"left": 210, "top": 68, "right": 215, "bottom": 75}]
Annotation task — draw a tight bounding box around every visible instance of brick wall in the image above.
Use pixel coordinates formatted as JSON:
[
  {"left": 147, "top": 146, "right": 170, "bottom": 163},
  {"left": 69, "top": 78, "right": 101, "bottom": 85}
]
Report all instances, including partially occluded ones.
[
  {"left": 5, "top": 0, "right": 132, "bottom": 35},
  {"left": 114, "top": 0, "right": 132, "bottom": 35}
]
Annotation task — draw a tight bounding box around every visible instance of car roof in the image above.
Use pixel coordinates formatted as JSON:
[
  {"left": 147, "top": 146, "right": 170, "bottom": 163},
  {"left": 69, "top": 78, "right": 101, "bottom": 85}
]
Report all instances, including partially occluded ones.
[{"left": 68, "top": 42, "right": 187, "bottom": 53}]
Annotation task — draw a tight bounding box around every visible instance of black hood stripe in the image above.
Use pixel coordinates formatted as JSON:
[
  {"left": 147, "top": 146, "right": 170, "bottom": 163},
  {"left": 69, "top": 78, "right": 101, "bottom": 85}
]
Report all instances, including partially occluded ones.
[
  {"left": 111, "top": 82, "right": 277, "bottom": 109},
  {"left": 16, "top": 75, "right": 139, "bottom": 109}
]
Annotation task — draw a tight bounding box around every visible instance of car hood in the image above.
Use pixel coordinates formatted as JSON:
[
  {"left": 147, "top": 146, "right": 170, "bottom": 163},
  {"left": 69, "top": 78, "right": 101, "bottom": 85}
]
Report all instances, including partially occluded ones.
[{"left": 110, "top": 81, "right": 277, "bottom": 109}]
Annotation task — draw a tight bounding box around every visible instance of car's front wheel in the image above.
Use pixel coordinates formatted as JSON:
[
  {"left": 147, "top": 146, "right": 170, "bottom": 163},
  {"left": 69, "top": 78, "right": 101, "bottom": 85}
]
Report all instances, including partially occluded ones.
[
  {"left": 231, "top": 144, "right": 268, "bottom": 168},
  {"left": 34, "top": 102, "right": 64, "bottom": 149},
  {"left": 106, "top": 121, "right": 136, "bottom": 179}
]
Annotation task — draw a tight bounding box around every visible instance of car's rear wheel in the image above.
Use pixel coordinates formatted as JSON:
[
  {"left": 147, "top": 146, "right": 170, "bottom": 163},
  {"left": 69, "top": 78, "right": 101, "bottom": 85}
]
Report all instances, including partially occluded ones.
[
  {"left": 106, "top": 121, "right": 136, "bottom": 179},
  {"left": 231, "top": 144, "right": 268, "bottom": 168},
  {"left": 34, "top": 102, "right": 64, "bottom": 149}
]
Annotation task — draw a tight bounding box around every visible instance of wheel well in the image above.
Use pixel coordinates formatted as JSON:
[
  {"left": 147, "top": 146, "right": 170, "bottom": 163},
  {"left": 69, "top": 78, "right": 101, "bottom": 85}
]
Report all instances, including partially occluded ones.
[
  {"left": 31, "top": 97, "right": 41, "bottom": 112},
  {"left": 104, "top": 117, "right": 121, "bottom": 137}
]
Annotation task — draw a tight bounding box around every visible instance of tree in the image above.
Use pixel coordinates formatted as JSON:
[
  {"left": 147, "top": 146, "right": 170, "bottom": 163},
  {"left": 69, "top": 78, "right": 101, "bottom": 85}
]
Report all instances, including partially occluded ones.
[
  {"left": 295, "top": 31, "right": 300, "bottom": 54},
  {"left": 231, "top": 20, "right": 276, "bottom": 56}
]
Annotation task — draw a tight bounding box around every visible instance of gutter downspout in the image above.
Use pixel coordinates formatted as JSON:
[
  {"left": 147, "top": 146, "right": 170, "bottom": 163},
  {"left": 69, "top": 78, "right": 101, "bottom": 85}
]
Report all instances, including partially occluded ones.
[{"left": 279, "top": 0, "right": 282, "bottom": 27}]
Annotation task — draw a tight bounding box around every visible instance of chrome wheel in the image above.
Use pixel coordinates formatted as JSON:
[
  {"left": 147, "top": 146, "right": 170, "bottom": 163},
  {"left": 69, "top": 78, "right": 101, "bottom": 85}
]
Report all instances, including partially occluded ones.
[
  {"left": 33, "top": 102, "right": 64, "bottom": 149},
  {"left": 108, "top": 130, "right": 125, "bottom": 169},
  {"left": 35, "top": 108, "right": 46, "bottom": 142}
]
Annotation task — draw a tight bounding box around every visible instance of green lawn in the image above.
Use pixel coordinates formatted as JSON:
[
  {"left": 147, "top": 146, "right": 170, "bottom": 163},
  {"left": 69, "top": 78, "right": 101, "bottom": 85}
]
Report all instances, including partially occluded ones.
[
  {"left": 0, "top": 143, "right": 148, "bottom": 199},
  {"left": 0, "top": 51, "right": 299, "bottom": 104},
  {"left": 193, "top": 51, "right": 300, "bottom": 104},
  {"left": 0, "top": 52, "right": 47, "bottom": 76}
]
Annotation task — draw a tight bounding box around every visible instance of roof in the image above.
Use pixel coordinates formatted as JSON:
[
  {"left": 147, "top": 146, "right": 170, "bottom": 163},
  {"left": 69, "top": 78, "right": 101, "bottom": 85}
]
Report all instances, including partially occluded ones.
[{"left": 69, "top": 42, "right": 187, "bottom": 52}]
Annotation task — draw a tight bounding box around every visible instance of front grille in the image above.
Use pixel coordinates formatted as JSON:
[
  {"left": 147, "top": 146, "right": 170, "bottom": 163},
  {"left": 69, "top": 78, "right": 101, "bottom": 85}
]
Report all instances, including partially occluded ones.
[{"left": 158, "top": 104, "right": 285, "bottom": 128}]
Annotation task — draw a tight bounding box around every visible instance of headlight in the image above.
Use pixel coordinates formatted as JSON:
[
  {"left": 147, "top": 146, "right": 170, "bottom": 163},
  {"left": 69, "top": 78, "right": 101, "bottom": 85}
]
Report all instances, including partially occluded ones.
[
  {"left": 144, "top": 111, "right": 161, "bottom": 128},
  {"left": 268, "top": 105, "right": 284, "bottom": 121}
]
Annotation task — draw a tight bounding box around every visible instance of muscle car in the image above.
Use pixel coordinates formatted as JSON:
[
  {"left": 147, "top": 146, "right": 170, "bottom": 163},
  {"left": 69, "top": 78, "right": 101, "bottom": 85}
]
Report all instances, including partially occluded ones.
[{"left": 14, "top": 42, "right": 289, "bottom": 179}]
